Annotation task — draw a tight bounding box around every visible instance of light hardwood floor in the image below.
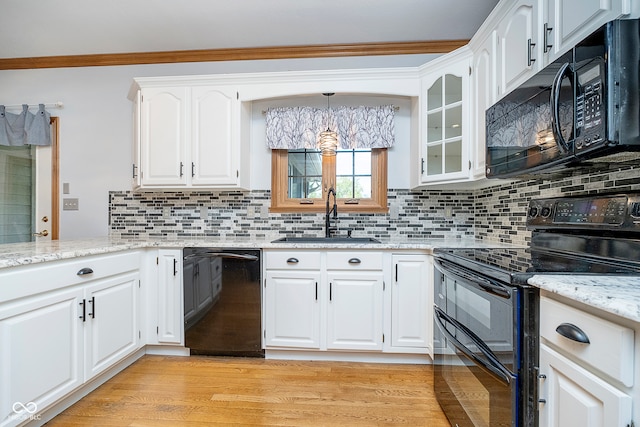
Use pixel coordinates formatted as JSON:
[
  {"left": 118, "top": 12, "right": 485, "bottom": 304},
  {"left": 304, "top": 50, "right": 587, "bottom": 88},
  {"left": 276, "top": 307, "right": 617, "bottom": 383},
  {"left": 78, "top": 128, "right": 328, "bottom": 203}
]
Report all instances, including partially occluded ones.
[{"left": 46, "top": 355, "right": 450, "bottom": 426}]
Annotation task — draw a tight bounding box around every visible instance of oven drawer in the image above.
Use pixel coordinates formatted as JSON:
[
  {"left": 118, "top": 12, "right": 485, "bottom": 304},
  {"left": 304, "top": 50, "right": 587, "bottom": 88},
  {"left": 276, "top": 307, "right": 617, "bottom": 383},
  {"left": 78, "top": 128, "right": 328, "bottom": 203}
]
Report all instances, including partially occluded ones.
[{"left": 540, "top": 296, "right": 634, "bottom": 386}]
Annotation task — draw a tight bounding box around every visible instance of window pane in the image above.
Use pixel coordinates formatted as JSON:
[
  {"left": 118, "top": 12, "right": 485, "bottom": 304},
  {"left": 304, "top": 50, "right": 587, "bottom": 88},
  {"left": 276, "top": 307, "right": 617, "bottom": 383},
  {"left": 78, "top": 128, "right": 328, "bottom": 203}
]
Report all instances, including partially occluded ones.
[
  {"left": 335, "top": 149, "right": 372, "bottom": 199},
  {"left": 354, "top": 151, "right": 371, "bottom": 175},
  {"left": 288, "top": 149, "right": 322, "bottom": 198}
]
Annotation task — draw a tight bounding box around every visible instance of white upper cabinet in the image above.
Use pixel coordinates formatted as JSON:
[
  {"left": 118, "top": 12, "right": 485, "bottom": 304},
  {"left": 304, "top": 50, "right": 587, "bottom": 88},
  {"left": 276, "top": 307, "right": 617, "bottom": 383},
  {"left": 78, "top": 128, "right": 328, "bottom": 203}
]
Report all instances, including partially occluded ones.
[
  {"left": 191, "top": 87, "right": 240, "bottom": 186},
  {"left": 130, "top": 78, "right": 248, "bottom": 190},
  {"left": 545, "top": 0, "right": 628, "bottom": 63},
  {"left": 414, "top": 47, "right": 474, "bottom": 186},
  {"left": 496, "top": 0, "right": 542, "bottom": 98},
  {"left": 139, "top": 86, "right": 188, "bottom": 187},
  {"left": 490, "top": 0, "right": 629, "bottom": 101},
  {"left": 471, "top": 30, "right": 497, "bottom": 180}
]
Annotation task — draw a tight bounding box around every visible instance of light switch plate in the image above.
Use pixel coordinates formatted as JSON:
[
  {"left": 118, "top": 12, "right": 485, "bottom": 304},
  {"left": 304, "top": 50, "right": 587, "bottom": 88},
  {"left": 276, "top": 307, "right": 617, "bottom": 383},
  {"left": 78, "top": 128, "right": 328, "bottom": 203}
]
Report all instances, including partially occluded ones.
[{"left": 63, "top": 198, "right": 79, "bottom": 210}]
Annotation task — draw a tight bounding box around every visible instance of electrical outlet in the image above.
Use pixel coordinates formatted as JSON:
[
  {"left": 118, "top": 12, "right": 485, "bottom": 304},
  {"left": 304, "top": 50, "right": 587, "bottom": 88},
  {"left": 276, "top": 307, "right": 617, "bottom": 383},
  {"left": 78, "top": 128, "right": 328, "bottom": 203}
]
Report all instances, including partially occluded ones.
[{"left": 63, "top": 198, "right": 79, "bottom": 211}]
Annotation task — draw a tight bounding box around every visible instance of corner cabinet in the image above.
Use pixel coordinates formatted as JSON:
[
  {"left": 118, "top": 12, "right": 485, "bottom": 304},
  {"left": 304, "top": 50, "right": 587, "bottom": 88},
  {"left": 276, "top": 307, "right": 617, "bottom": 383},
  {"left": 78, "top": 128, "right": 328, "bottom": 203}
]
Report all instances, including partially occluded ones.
[
  {"left": 129, "top": 78, "right": 249, "bottom": 190},
  {"left": 413, "top": 46, "right": 482, "bottom": 186},
  {"left": 0, "top": 252, "right": 142, "bottom": 427}
]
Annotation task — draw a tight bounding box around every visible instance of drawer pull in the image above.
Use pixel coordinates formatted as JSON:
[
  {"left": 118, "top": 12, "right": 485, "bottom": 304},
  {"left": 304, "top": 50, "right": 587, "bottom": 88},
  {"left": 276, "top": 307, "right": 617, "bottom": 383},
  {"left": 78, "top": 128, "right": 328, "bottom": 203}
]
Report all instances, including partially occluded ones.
[
  {"left": 348, "top": 258, "right": 361, "bottom": 264},
  {"left": 77, "top": 267, "right": 94, "bottom": 276},
  {"left": 286, "top": 258, "right": 299, "bottom": 264},
  {"left": 556, "top": 323, "right": 590, "bottom": 344}
]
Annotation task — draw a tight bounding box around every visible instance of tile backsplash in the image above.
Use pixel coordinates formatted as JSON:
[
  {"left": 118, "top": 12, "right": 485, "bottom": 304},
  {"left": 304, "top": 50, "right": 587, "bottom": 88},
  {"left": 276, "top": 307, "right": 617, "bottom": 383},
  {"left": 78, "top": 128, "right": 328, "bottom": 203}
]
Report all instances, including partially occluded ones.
[{"left": 110, "top": 165, "right": 639, "bottom": 245}]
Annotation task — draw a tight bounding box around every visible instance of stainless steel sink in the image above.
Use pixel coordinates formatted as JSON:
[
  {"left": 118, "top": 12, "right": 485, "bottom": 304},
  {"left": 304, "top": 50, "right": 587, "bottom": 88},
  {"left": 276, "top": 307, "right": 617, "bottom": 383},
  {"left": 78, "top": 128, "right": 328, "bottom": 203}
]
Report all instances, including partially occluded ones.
[{"left": 271, "top": 236, "right": 381, "bottom": 244}]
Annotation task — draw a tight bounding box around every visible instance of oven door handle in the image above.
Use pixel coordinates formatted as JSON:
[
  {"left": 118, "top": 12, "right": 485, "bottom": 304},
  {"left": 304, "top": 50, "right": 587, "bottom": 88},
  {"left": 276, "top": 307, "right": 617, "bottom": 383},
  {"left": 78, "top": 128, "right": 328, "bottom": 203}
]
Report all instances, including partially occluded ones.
[
  {"left": 435, "top": 258, "right": 511, "bottom": 299},
  {"left": 434, "top": 306, "right": 514, "bottom": 386},
  {"left": 184, "top": 252, "right": 259, "bottom": 261}
]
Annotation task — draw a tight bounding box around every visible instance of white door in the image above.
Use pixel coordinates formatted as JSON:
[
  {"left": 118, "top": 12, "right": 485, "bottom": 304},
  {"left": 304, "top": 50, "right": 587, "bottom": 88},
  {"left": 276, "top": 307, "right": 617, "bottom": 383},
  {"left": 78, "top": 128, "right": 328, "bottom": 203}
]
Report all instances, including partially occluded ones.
[
  {"left": 264, "top": 270, "right": 321, "bottom": 349},
  {"left": 84, "top": 273, "right": 140, "bottom": 380},
  {"left": 34, "top": 145, "right": 52, "bottom": 241},
  {"left": 539, "top": 344, "right": 633, "bottom": 427},
  {"left": 326, "top": 272, "right": 384, "bottom": 351},
  {"left": 496, "top": 0, "right": 540, "bottom": 98},
  {"left": 0, "top": 287, "right": 84, "bottom": 424},
  {"left": 391, "top": 255, "right": 429, "bottom": 349},
  {"left": 191, "top": 87, "right": 238, "bottom": 186},
  {"left": 0, "top": 118, "right": 56, "bottom": 243}
]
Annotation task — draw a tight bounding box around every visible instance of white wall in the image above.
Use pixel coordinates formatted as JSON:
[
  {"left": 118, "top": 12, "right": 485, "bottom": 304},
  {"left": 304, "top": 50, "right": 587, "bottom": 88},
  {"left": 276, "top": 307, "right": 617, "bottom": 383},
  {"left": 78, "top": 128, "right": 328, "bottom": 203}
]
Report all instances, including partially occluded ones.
[{"left": 0, "top": 54, "right": 436, "bottom": 238}]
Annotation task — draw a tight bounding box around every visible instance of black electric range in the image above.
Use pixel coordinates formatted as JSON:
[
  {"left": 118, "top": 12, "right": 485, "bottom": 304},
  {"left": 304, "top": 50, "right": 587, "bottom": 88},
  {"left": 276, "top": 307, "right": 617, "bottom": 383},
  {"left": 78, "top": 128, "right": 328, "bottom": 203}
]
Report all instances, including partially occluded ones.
[
  {"left": 436, "top": 192, "right": 640, "bottom": 285},
  {"left": 432, "top": 192, "right": 640, "bottom": 427}
]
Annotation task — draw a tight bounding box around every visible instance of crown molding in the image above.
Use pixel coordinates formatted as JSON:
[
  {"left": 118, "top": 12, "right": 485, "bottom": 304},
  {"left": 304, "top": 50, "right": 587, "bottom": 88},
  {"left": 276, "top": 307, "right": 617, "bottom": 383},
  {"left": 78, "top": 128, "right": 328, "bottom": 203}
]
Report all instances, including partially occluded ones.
[{"left": 0, "top": 40, "right": 468, "bottom": 70}]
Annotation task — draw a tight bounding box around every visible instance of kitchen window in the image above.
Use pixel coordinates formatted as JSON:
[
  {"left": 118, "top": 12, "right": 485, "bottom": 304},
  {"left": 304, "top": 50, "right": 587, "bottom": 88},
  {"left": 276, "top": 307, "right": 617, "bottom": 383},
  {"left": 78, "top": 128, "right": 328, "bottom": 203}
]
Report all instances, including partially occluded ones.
[{"left": 270, "top": 148, "right": 388, "bottom": 213}]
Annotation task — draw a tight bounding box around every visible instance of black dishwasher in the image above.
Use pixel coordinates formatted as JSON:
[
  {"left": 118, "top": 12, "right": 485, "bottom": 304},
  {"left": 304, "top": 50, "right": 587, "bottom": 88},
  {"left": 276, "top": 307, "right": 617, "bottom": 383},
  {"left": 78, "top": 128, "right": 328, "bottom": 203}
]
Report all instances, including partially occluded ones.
[{"left": 182, "top": 248, "right": 263, "bottom": 357}]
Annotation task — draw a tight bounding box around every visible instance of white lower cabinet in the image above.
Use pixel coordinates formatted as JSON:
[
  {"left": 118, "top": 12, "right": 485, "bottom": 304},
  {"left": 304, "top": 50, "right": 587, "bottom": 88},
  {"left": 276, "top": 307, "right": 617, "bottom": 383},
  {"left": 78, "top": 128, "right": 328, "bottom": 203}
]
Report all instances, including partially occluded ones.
[
  {"left": 264, "top": 270, "right": 321, "bottom": 349},
  {"left": 84, "top": 272, "right": 139, "bottom": 380},
  {"left": 0, "top": 287, "right": 84, "bottom": 427},
  {"left": 539, "top": 344, "right": 632, "bottom": 427},
  {"left": 264, "top": 250, "right": 384, "bottom": 352},
  {"left": 326, "top": 271, "right": 383, "bottom": 351},
  {"left": 0, "top": 252, "right": 141, "bottom": 427},
  {"left": 390, "top": 254, "right": 430, "bottom": 351},
  {"left": 538, "top": 296, "right": 635, "bottom": 427},
  {"left": 152, "top": 249, "right": 183, "bottom": 345}
]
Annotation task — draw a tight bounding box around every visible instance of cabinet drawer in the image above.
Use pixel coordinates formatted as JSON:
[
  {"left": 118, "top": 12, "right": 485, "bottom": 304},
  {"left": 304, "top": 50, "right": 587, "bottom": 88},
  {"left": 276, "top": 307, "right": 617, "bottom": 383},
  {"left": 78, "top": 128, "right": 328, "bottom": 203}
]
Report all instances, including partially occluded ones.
[
  {"left": 540, "top": 296, "right": 634, "bottom": 386},
  {"left": 327, "top": 251, "right": 383, "bottom": 270},
  {"left": 264, "top": 251, "right": 321, "bottom": 270},
  {"left": 0, "top": 251, "right": 141, "bottom": 303}
]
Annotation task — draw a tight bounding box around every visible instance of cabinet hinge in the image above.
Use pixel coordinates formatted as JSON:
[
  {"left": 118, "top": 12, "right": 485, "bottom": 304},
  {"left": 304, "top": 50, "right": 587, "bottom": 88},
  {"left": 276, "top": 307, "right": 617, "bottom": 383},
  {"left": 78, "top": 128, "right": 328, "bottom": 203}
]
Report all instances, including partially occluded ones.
[
  {"left": 138, "top": 331, "right": 141, "bottom": 339},
  {"left": 383, "top": 281, "right": 386, "bottom": 291},
  {"left": 138, "top": 279, "right": 141, "bottom": 288},
  {"left": 156, "top": 326, "right": 159, "bottom": 334},
  {"left": 236, "top": 92, "right": 239, "bottom": 100},
  {"left": 469, "top": 160, "right": 472, "bottom": 170},
  {"left": 263, "top": 330, "right": 266, "bottom": 339},
  {"left": 469, "top": 66, "right": 472, "bottom": 76},
  {"left": 236, "top": 170, "right": 239, "bottom": 178},
  {"left": 264, "top": 278, "right": 266, "bottom": 287},
  {"left": 382, "top": 334, "right": 385, "bottom": 343},
  {"left": 156, "top": 257, "right": 159, "bottom": 265}
]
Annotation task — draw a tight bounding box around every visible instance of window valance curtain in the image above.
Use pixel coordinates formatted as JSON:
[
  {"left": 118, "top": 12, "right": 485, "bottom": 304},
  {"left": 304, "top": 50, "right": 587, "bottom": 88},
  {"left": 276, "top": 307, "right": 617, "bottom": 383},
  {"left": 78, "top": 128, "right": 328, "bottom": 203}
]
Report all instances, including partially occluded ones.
[
  {"left": 265, "top": 105, "right": 395, "bottom": 150},
  {"left": 0, "top": 104, "right": 51, "bottom": 146}
]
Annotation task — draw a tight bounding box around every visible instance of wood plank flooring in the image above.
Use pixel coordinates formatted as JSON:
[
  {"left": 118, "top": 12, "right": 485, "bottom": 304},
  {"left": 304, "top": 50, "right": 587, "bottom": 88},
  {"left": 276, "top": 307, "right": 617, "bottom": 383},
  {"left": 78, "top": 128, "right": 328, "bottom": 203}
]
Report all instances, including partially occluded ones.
[{"left": 46, "top": 355, "right": 451, "bottom": 426}]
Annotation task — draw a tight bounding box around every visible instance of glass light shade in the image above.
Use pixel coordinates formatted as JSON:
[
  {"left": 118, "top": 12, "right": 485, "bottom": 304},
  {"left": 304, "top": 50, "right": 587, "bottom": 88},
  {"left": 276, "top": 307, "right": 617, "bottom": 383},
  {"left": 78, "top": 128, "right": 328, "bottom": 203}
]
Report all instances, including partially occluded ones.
[{"left": 318, "top": 129, "right": 338, "bottom": 156}]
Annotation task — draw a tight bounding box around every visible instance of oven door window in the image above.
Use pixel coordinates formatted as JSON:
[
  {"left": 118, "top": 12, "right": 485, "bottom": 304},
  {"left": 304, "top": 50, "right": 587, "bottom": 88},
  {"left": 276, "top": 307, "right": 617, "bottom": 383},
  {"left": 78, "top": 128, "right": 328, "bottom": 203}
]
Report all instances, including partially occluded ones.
[{"left": 434, "top": 267, "right": 518, "bottom": 427}]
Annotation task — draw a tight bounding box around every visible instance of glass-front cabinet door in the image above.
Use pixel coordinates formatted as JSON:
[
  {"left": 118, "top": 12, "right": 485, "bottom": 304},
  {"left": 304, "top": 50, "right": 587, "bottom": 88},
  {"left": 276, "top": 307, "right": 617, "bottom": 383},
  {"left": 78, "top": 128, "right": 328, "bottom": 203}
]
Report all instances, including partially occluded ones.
[{"left": 418, "top": 48, "right": 472, "bottom": 184}]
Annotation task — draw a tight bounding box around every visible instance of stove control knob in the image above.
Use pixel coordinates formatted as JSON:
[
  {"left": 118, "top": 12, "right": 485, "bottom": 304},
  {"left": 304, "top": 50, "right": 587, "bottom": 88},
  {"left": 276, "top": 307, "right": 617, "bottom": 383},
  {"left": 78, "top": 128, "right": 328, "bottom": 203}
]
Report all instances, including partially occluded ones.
[
  {"left": 541, "top": 206, "right": 552, "bottom": 218},
  {"left": 631, "top": 202, "right": 640, "bottom": 219},
  {"left": 528, "top": 206, "right": 539, "bottom": 218}
]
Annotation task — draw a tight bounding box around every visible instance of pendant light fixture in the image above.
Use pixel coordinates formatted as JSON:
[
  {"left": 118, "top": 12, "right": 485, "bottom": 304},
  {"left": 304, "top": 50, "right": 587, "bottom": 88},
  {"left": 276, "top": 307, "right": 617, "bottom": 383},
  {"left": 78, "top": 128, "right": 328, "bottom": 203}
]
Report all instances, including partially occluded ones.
[{"left": 318, "top": 93, "right": 338, "bottom": 156}]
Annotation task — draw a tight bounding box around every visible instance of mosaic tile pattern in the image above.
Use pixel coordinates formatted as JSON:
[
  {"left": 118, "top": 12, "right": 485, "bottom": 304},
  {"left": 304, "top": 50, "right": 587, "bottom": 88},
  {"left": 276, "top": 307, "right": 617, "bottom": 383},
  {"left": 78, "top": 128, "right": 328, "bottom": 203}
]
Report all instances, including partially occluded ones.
[
  {"left": 109, "top": 189, "right": 476, "bottom": 241},
  {"left": 109, "top": 165, "right": 639, "bottom": 244}
]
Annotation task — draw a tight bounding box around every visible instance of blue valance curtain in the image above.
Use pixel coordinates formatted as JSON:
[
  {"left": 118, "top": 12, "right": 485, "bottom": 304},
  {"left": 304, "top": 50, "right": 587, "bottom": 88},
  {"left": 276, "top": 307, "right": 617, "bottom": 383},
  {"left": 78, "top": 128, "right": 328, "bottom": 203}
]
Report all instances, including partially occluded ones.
[
  {"left": 0, "top": 104, "right": 51, "bottom": 146},
  {"left": 265, "top": 105, "right": 395, "bottom": 150}
]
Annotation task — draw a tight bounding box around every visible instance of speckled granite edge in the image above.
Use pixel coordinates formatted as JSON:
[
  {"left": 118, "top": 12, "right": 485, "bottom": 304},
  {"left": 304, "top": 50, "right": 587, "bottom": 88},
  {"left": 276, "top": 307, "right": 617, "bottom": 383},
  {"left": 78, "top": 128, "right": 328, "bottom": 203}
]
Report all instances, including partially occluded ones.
[
  {"left": 529, "top": 275, "right": 640, "bottom": 323},
  {"left": 0, "top": 237, "right": 520, "bottom": 270}
]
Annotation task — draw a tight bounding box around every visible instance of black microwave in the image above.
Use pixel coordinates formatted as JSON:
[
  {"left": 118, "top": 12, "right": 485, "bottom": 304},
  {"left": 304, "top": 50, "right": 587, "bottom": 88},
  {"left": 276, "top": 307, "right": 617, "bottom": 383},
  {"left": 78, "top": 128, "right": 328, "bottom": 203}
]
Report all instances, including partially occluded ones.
[{"left": 486, "top": 18, "right": 640, "bottom": 179}]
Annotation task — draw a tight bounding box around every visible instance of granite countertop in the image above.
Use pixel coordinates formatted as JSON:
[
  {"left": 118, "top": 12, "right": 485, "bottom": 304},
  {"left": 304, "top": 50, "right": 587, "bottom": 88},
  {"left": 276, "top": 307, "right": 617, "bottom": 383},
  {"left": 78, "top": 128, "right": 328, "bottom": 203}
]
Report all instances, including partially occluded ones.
[
  {"left": 4, "top": 237, "right": 640, "bottom": 325},
  {"left": 0, "top": 236, "right": 515, "bottom": 269},
  {"left": 529, "top": 275, "right": 640, "bottom": 324}
]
